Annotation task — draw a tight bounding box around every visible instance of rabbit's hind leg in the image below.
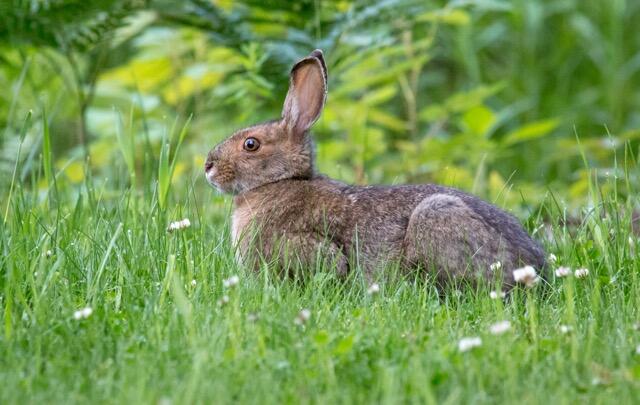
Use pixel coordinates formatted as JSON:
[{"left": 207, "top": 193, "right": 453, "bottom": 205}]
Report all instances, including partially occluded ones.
[{"left": 402, "top": 193, "right": 515, "bottom": 288}]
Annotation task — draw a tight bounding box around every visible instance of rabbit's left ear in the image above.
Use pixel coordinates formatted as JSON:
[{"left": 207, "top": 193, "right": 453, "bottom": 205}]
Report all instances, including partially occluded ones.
[{"left": 282, "top": 49, "right": 328, "bottom": 135}]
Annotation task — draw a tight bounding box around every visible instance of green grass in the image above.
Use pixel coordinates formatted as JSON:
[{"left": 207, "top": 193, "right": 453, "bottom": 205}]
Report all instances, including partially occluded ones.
[
  {"left": 3, "top": 1, "right": 640, "bottom": 402},
  {"left": 1, "top": 151, "right": 640, "bottom": 404}
]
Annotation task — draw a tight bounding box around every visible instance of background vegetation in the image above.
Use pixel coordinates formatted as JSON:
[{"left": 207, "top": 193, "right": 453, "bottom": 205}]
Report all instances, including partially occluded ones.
[
  {"left": 2, "top": 0, "right": 640, "bottom": 208},
  {"left": 1, "top": 0, "right": 639, "bottom": 403}
]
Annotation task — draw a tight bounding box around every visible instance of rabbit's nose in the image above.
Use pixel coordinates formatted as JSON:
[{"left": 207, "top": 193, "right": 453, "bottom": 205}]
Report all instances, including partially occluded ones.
[{"left": 205, "top": 149, "right": 219, "bottom": 172}]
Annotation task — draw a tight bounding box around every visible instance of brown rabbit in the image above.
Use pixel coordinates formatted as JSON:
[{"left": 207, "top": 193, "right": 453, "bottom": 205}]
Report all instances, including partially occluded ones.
[{"left": 205, "top": 49, "right": 546, "bottom": 290}]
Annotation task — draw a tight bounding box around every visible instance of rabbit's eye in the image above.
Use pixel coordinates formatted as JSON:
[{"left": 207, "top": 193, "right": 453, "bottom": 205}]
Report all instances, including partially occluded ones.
[{"left": 243, "top": 137, "right": 260, "bottom": 152}]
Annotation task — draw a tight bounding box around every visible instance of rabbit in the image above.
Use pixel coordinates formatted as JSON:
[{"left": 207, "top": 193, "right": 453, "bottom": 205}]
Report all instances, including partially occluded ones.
[{"left": 204, "top": 49, "right": 546, "bottom": 290}]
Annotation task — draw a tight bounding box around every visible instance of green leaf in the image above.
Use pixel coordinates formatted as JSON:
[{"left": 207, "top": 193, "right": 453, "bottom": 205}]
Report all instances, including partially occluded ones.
[
  {"left": 158, "top": 139, "right": 170, "bottom": 211},
  {"left": 419, "top": 105, "right": 448, "bottom": 122},
  {"left": 462, "top": 105, "right": 495, "bottom": 136},
  {"left": 158, "top": 116, "right": 191, "bottom": 211},
  {"left": 4, "top": 111, "right": 32, "bottom": 223},
  {"left": 313, "top": 330, "right": 330, "bottom": 346},
  {"left": 168, "top": 116, "right": 192, "bottom": 185},
  {"left": 419, "top": 84, "right": 505, "bottom": 123},
  {"left": 502, "top": 119, "right": 560, "bottom": 146},
  {"left": 369, "top": 109, "right": 406, "bottom": 132},
  {"left": 334, "top": 56, "right": 430, "bottom": 97},
  {"left": 334, "top": 334, "right": 355, "bottom": 356},
  {"left": 114, "top": 108, "right": 135, "bottom": 182},
  {"left": 42, "top": 111, "right": 54, "bottom": 192},
  {"left": 360, "top": 85, "right": 397, "bottom": 106},
  {"left": 444, "top": 83, "right": 505, "bottom": 113},
  {"left": 417, "top": 8, "right": 471, "bottom": 25}
]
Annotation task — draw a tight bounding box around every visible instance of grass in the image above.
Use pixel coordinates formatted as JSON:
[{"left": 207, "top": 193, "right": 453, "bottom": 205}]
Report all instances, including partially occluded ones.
[
  {"left": 1, "top": 142, "right": 640, "bottom": 404},
  {"left": 3, "top": 1, "right": 640, "bottom": 402}
]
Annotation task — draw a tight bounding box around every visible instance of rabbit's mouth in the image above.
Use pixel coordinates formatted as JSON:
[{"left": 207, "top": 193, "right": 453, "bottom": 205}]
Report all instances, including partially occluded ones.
[
  {"left": 205, "top": 167, "right": 222, "bottom": 191},
  {"left": 205, "top": 164, "right": 238, "bottom": 194}
]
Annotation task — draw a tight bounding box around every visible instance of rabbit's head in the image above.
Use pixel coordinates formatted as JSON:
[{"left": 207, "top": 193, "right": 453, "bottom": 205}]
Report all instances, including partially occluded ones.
[{"left": 205, "top": 50, "right": 327, "bottom": 194}]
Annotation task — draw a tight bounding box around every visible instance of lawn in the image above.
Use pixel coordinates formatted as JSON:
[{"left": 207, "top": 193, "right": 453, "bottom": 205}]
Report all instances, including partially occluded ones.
[
  {"left": 2, "top": 1, "right": 640, "bottom": 403},
  {"left": 2, "top": 149, "right": 639, "bottom": 404}
]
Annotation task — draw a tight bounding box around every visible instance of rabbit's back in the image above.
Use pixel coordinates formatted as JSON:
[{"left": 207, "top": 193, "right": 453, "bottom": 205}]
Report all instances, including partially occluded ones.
[
  {"left": 233, "top": 177, "right": 545, "bottom": 281},
  {"left": 341, "top": 183, "right": 545, "bottom": 278}
]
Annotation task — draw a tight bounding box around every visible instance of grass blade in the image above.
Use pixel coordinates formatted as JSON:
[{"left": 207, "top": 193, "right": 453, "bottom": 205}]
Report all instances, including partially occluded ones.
[{"left": 4, "top": 111, "right": 32, "bottom": 223}]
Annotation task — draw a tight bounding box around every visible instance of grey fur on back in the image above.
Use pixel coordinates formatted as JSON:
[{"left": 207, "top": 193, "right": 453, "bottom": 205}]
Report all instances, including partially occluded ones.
[{"left": 230, "top": 177, "right": 545, "bottom": 289}]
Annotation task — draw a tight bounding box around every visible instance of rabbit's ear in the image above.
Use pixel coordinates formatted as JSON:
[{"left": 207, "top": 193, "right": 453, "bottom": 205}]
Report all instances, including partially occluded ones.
[{"left": 282, "top": 49, "right": 327, "bottom": 135}]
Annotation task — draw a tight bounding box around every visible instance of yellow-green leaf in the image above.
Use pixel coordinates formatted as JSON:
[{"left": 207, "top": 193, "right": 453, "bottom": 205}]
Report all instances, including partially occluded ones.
[
  {"left": 503, "top": 119, "right": 560, "bottom": 145},
  {"left": 361, "top": 85, "right": 397, "bottom": 106},
  {"left": 369, "top": 109, "right": 406, "bottom": 132},
  {"left": 418, "top": 9, "right": 471, "bottom": 25},
  {"left": 462, "top": 105, "right": 495, "bottom": 136}
]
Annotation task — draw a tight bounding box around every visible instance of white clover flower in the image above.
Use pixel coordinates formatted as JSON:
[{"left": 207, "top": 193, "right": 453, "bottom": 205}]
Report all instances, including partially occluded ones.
[
  {"left": 559, "top": 325, "right": 572, "bottom": 334},
  {"left": 275, "top": 360, "right": 290, "bottom": 369},
  {"left": 190, "top": 279, "right": 197, "bottom": 287},
  {"left": 73, "top": 307, "right": 93, "bottom": 320},
  {"left": 513, "top": 266, "right": 539, "bottom": 287},
  {"left": 489, "top": 261, "right": 503, "bottom": 272},
  {"left": 45, "top": 250, "right": 53, "bottom": 258},
  {"left": 217, "top": 295, "right": 230, "bottom": 306},
  {"left": 489, "top": 290, "right": 506, "bottom": 300},
  {"left": 554, "top": 266, "right": 572, "bottom": 278},
  {"left": 167, "top": 218, "right": 191, "bottom": 232},
  {"left": 489, "top": 320, "right": 511, "bottom": 335},
  {"left": 294, "top": 309, "right": 311, "bottom": 325},
  {"left": 247, "top": 313, "right": 259, "bottom": 323},
  {"left": 574, "top": 268, "right": 589, "bottom": 279},
  {"left": 223, "top": 275, "right": 240, "bottom": 288},
  {"left": 367, "top": 283, "right": 380, "bottom": 295},
  {"left": 458, "top": 337, "right": 482, "bottom": 352},
  {"left": 548, "top": 253, "right": 557, "bottom": 264}
]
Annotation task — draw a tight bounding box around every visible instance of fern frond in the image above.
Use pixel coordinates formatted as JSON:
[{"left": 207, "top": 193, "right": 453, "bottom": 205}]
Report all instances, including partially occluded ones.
[{"left": 0, "top": 0, "right": 146, "bottom": 51}]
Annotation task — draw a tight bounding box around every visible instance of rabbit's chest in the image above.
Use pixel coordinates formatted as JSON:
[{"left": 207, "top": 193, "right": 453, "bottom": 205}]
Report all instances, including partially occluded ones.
[{"left": 231, "top": 208, "right": 253, "bottom": 246}]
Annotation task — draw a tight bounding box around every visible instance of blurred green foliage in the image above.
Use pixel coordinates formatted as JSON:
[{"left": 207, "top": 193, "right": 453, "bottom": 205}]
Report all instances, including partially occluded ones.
[{"left": 1, "top": 0, "right": 640, "bottom": 212}]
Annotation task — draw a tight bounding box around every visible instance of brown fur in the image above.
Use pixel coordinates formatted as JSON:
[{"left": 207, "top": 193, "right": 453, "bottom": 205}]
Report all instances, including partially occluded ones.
[{"left": 205, "top": 49, "right": 546, "bottom": 290}]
